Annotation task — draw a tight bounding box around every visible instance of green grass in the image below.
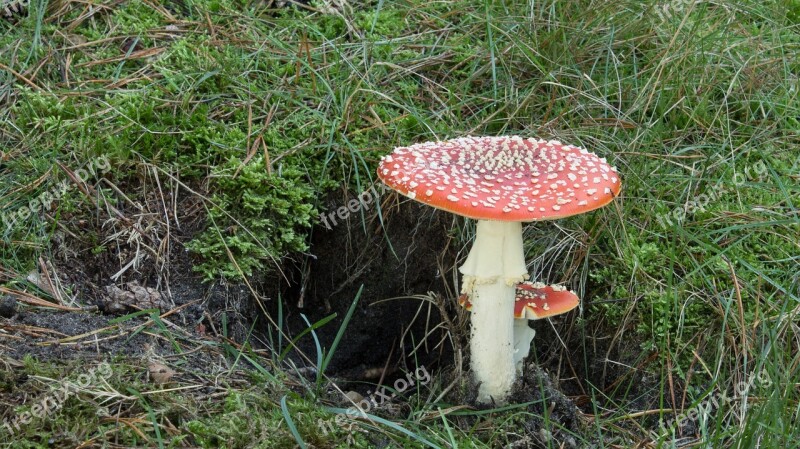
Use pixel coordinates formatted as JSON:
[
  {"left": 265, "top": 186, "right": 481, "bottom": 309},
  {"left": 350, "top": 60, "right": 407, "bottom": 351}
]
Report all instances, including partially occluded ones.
[{"left": 2, "top": 0, "right": 799, "bottom": 447}]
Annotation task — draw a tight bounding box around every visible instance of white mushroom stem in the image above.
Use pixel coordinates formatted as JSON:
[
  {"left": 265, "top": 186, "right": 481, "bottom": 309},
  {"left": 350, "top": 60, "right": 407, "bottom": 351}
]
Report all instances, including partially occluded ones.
[
  {"left": 513, "top": 320, "right": 536, "bottom": 372},
  {"left": 460, "top": 220, "right": 528, "bottom": 404}
]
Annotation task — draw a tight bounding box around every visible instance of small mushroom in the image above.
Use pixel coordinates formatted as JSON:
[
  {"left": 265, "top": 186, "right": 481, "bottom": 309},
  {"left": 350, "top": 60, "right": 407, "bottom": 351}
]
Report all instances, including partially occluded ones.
[
  {"left": 459, "top": 282, "right": 580, "bottom": 371},
  {"left": 378, "top": 136, "right": 620, "bottom": 403}
]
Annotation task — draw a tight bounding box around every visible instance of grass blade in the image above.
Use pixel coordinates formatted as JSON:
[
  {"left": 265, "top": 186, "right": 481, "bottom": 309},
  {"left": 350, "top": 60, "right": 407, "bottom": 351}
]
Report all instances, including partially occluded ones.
[
  {"left": 318, "top": 285, "right": 363, "bottom": 383},
  {"left": 281, "top": 395, "right": 307, "bottom": 449}
]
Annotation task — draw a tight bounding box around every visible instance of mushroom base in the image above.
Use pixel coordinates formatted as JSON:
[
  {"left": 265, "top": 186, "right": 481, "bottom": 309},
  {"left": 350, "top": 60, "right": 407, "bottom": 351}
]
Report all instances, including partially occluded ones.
[{"left": 469, "top": 279, "right": 517, "bottom": 404}]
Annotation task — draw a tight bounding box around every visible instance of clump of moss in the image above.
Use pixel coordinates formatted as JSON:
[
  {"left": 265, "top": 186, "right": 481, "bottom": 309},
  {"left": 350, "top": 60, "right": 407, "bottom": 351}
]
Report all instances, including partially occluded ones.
[{"left": 185, "top": 159, "right": 316, "bottom": 280}]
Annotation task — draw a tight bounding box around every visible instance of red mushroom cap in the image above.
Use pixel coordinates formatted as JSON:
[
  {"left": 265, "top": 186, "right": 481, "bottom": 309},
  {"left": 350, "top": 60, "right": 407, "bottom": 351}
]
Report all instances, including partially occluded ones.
[
  {"left": 458, "top": 282, "right": 580, "bottom": 319},
  {"left": 378, "top": 136, "right": 621, "bottom": 221}
]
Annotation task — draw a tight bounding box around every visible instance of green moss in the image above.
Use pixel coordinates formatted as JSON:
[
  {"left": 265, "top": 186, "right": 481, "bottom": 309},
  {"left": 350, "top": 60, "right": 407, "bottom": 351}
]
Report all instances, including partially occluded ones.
[
  {"left": 356, "top": 9, "right": 407, "bottom": 37},
  {"left": 185, "top": 161, "right": 316, "bottom": 280},
  {"left": 111, "top": 0, "right": 166, "bottom": 34}
]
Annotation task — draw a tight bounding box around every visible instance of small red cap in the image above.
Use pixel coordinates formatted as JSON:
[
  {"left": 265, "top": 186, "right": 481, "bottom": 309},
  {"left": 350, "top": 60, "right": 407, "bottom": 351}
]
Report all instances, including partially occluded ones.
[{"left": 458, "top": 282, "right": 580, "bottom": 319}]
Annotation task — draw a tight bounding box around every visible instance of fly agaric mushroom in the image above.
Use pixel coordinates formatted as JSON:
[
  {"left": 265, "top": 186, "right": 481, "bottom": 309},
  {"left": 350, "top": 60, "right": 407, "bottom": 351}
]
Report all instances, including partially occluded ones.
[
  {"left": 458, "top": 282, "right": 580, "bottom": 371},
  {"left": 377, "top": 136, "right": 621, "bottom": 404}
]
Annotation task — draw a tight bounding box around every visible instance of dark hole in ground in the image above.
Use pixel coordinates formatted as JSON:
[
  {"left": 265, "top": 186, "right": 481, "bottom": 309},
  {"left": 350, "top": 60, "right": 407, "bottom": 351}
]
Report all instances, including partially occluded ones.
[{"left": 268, "top": 189, "right": 458, "bottom": 382}]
